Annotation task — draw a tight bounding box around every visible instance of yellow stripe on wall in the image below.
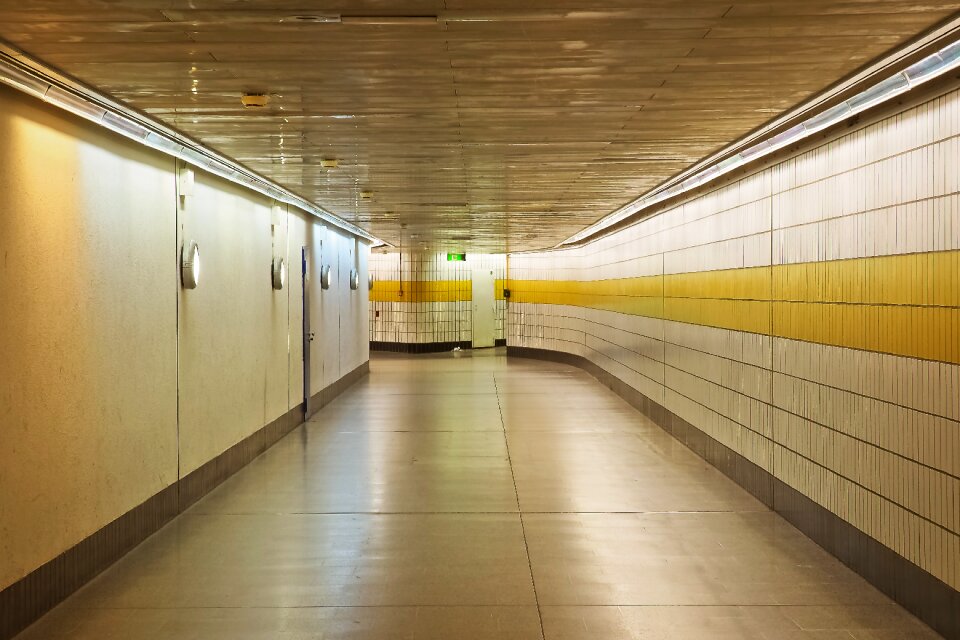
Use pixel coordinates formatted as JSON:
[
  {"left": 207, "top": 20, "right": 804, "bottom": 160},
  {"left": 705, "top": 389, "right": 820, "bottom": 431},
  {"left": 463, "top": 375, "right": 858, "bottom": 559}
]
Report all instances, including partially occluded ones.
[
  {"left": 371, "top": 279, "right": 510, "bottom": 303},
  {"left": 507, "top": 250, "right": 960, "bottom": 364},
  {"left": 371, "top": 280, "right": 472, "bottom": 303}
]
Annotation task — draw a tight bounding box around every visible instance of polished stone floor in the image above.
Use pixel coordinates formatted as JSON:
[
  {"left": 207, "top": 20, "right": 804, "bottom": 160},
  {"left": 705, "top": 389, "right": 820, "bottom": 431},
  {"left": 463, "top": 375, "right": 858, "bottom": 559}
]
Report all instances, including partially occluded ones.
[{"left": 19, "top": 349, "right": 939, "bottom": 639}]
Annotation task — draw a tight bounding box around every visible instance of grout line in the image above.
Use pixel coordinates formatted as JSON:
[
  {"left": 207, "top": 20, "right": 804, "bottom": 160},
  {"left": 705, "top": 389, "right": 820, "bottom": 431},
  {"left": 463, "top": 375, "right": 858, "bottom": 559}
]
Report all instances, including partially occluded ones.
[
  {"left": 493, "top": 369, "right": 547, "bottom": 640},
  {"left": 183, "top": 509, "right": 761, "bottom": 516},
  {"left": 60, "top": 603, "right": 899, "bottom": 611}
]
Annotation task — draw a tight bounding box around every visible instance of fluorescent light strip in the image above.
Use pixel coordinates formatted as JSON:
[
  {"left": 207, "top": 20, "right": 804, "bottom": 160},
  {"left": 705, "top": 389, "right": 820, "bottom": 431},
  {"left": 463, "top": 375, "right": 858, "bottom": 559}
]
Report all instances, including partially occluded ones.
[
  {"left": 560, "top": 34, "right": 960, "bottom": 247},
  {"left": 0, "top": 48, "right": 387, "bottom": 246}
]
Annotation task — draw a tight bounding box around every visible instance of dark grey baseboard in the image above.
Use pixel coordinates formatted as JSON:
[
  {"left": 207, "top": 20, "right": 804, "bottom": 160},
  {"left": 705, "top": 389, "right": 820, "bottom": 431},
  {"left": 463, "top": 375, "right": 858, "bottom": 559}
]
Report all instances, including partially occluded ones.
[
  {"left": 0, "top": 362, "right": 369, "bottom": 640},
  {"left": 507, "top": 345, "right": 959, "bottom": 640},
  {"left": 370, "top": 339, "right": 506, "bottom": 354},
  {"left": 306, "top": 361, "right": 370, "bottom": 418},
  {"left": 370, "top": 340, "right": 472, "bottom": 354}
]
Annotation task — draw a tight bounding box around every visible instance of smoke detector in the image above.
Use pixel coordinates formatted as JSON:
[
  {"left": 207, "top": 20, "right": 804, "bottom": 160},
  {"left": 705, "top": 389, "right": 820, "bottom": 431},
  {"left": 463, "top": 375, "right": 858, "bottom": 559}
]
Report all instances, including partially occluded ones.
[{"left": 241, "top": 93, "right": 270, "bottom": 108}]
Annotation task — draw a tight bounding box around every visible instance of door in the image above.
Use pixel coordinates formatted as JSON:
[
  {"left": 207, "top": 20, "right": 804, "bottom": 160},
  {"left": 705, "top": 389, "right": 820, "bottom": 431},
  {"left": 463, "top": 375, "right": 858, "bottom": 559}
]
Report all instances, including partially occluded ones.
[
  {"left": 302, "top": 246, "right": 315, "bottom": 416},
  {"left": 471, "top": 268, "right": 496, "bottom": 348}
]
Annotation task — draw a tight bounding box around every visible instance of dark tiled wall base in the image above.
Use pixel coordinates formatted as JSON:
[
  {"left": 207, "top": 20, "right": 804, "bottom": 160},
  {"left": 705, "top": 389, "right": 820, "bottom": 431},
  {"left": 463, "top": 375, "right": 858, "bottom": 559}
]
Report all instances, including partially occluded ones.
[
  {"left": 369, "top": 340, "right": 505, "bottom": 354},
  {"left": 0, "top": 483, "right": 180, "bottom": 640},
  {"left": 370, "top": 341, "right": 472, "bottom": 354},
  {"left": 307, "top": 361, "right": 370, "bottom": 418},
  {"left": 0, "top": 362, "right": 370, "bottom": 640},
  {"left": 179, "top": 404, "right": 304, "bottom": 510},
  {"left": 507, "top": 346, "right": 959, "bottom": 640}
]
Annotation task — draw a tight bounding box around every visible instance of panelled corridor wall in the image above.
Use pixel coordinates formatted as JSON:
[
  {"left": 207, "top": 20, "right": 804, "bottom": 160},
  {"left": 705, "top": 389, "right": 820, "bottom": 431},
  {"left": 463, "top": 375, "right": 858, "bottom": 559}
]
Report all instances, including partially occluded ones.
[
  {"left": 0, "top": 83, "right": 370, "bottom": 634},
  {"left": 508, "top": 86, "right": 960, "bottom": 603}
]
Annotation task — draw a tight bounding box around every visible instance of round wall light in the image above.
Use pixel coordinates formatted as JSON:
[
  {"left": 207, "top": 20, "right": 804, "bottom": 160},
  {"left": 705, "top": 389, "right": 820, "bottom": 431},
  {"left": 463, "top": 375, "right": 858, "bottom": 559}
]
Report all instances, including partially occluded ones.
[
  {"left": 181, "top": 240, "right": 200, "bottom": 289},
  {"left": 349, "top": 268, "right": 360, "bottom": 290},
  {"left": 320, "top": 264, "right": 332, "bottom": 290},
  {"left": 272, "top": 257, "right": 286, "bottom": 290}
]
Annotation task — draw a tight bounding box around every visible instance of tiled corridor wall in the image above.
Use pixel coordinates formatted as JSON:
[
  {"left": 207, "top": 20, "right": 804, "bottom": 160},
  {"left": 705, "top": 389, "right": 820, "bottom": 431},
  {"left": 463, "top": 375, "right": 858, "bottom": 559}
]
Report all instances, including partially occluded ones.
[
  {"left": 508, "top": 87, "right": 960, "bottom": 597},
  {"left": 369, "top": 252, "right": 506, "bottom": 346}
]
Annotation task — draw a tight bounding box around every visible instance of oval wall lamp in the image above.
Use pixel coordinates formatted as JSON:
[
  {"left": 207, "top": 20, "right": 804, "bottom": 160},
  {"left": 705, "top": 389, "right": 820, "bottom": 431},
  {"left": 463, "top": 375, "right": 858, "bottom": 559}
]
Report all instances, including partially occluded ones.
[
  {"left": 349, "top": 268, "right": 360, "bottom": 290},
  {"left": 320, "top": 264, "right": 332, "bottom": 290},
  {"left": 368, "top": 272, "right": 374, "bottom": 291},
  {"left": 181, "top": 240, "right": 201, "bottom": 289},
  {"left": 272, "top": 257, "right": 286, "bottom": 290}
]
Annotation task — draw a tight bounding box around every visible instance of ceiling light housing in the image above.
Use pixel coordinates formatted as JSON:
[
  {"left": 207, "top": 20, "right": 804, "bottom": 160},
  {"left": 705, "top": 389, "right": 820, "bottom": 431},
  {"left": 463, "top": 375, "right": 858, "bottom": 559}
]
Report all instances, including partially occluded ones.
[
  {"left": 283, "top": 14, "right": 341, "bottom": 23},
  {"left": 241, "top": 93, "right": 270, "bottom": 108},
  {"left": 341, "top": 15, "right": 438, "bottom": 25}
]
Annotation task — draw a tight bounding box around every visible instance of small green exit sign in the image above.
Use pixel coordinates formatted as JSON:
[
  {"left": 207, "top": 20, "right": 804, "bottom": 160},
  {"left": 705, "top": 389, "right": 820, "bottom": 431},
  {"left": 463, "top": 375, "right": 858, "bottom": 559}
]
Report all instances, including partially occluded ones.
[{"left": 447, "top": 253, "right": 466, "bottom": 261}]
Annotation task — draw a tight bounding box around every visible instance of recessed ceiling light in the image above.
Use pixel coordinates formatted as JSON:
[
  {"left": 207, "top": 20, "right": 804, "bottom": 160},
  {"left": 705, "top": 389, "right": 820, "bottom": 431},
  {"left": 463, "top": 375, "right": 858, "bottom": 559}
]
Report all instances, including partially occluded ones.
[
  {"left": 320, "top": 158, "right": 339, "bottom": 168},
  {"left": 241, "top": 93, "right": 270, "bottom": 108},
  {"left": 360, "top": 190, "right": 373, "bottom": 199},
  {"left": 282, "top": 14, "right": 341, "bottom": 23},
  {"left": 341, "top": 15, "right": 438, "bottom": 25}
]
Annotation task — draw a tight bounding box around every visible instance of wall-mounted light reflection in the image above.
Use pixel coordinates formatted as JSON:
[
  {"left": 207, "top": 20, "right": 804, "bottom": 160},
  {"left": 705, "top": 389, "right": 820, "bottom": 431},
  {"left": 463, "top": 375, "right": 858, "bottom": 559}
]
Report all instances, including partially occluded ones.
[
  {"left": 181, "top": 241, "right": 201, "bottom": 289},
  {"left": 272, "top": 257, "right": 286, "bottom": 290}
]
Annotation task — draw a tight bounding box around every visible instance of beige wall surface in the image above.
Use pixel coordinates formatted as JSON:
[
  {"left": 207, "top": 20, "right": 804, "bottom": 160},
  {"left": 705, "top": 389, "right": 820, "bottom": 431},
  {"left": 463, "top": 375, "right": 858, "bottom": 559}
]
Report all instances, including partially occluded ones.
[
  {"left": 507, "top": 86, "right": 960, "bottom": 590},
  {"left": 176, "top": 175, "right": 290, "bottom": 475},
  {"left": 0, "top": 86, "right": 178, "bottom": 589},
  {"left": 0, "top": 85, "right": 371, "bottom": 590}
]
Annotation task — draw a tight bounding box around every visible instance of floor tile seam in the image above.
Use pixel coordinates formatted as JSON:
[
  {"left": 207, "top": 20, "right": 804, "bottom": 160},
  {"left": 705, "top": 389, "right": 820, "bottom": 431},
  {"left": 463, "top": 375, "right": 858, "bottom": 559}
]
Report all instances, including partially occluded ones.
[
  {"left": 533, "top": 603, "right": 905, "bottom": 608},
  {"left": 493, "top": 368, "right": 548, "bottom": 640},
  {"left": 55, "top": 604, "right": 546, "bottom": 611},
  {"left": 181, "top": 509, "right": 762, "bottom": 516},
  {"left": 56, "top": 602, "right": 903, "bottom": 611},
  {"left": 303, "top": 429, "right": 511, "bottom": 432}
]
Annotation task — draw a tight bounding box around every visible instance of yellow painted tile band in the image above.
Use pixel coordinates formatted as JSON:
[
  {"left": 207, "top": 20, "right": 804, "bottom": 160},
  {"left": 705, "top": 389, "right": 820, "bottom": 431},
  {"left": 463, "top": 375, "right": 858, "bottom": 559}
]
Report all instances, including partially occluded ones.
[
  {"left": 371, "top": 280, "right": 472, "bottom": 303},
  {"left": 370, "top": 279, "right": 509, "bottom": 302},
  {"left": 774, "top": 252, "right": 960, "bottom": 307},
  {"left": 507, "top": 249, "right": 960, "bottom": 364}
]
